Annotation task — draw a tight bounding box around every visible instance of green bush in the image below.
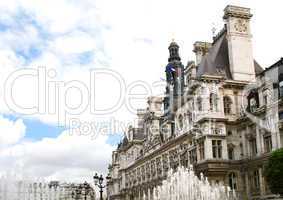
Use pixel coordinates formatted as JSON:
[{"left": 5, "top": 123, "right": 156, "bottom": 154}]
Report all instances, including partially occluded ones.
[{"left": 265, "top": 148, "right": 283, "bottom": 196}]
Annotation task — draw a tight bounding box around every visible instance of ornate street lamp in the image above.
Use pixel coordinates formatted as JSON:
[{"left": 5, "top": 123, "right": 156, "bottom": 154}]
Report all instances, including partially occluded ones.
[{"left": 93, "top": 173, "right": 111, "bottom": 200}]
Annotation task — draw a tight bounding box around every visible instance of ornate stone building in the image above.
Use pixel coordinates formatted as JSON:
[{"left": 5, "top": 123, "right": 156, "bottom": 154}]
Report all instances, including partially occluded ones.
[{"left": 107, "top": 5, "right": 283, "bottom": 200}]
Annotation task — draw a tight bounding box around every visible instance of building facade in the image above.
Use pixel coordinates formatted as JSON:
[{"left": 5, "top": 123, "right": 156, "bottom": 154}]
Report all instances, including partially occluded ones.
[{"left": 107, "top": 5, "right": 283, "bottom": 200}]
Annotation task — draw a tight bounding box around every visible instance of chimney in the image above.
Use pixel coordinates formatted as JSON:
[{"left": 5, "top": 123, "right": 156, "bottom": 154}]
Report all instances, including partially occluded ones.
[{"left": 193, "top": 41, "right": 211, "bottom": 65}]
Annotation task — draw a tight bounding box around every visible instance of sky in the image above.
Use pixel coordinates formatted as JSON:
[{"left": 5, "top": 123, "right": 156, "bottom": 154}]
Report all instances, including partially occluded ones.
[{"left": 0, "top": 0, "right": 282, "bottom": 183}]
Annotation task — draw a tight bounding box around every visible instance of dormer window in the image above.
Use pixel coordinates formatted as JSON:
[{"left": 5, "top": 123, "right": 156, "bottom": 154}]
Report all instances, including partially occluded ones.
[{"left": 247, "top": 90, "right": 259, "bottom": 112}]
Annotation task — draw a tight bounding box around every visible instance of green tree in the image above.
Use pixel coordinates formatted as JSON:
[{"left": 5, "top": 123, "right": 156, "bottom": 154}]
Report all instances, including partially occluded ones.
[{"left": 265, "top": 148, "right": 283, "bottom": 196}]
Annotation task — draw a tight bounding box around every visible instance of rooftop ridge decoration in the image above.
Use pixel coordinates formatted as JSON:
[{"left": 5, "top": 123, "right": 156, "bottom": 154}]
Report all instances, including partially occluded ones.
[{"left": 213, "top": 26, "right": 227, "bottom": 43}]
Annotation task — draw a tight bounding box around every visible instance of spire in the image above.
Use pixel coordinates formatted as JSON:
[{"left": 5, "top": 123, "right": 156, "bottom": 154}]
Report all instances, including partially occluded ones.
[{"left": 168, "top": 40, "right": 181, "bottom": 62}]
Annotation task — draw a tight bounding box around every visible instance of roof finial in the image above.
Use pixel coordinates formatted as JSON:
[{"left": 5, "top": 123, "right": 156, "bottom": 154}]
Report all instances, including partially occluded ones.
[{"left": 170, "top": 32, "right": 175, "bottom": 43}]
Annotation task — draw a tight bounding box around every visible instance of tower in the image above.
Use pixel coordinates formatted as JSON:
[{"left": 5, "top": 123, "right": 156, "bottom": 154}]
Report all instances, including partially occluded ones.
[
  {"left": 164, "top": 41, "right": 185, "bottom": 117},
  {"left": 224, "top": 5, "right": 256, "bottom": 82}
]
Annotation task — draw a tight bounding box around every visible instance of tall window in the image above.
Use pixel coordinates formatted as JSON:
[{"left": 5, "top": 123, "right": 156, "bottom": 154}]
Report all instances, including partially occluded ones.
[
  {"left": 264, "top": 135, "right": 272, "bottom": 153},
  {"left": 210, "top": 93, "right": 218, "bottom": 111},
  {"left": 228, "top": 148, "right": 234, "bottom": 160},
  {"left": 189, "top": 148, "right": 197, "bottom": 164},
  {"left": 253, "top": 170, "right": 260, "bottom": 190},
  {"left": 249, "top": 138, "right": 257, "bottom": 156},
  {"left": 229, "top": 173, "right": 237, "bottom": 190},
  {"left": 223, "top": 96, "right": 232, "bottom": 115},
  {"left": 199, "top": 141, "right": 205, "bottom": 160},
  {"left": 212, "top": 140, "right": 222, "bottom": 159},
  {"left": 197, "top": 97, "right": 203, "bottom": 111}
]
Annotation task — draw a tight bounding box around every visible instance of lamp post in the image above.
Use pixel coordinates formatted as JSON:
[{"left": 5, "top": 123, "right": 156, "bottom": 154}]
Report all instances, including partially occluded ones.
[{"left": 93, "top": 173, "right": 111, "bottom": 200}]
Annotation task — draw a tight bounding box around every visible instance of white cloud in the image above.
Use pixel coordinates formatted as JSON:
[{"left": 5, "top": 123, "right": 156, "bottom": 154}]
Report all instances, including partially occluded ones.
[
  {"left": 0, "top": 115, "right": 26, "bottom": 146},
  {"left": 51, "top": 31, "right": 96, "bottom": 55},
  {"left": 0, "top": 130, "right": 114, "bottom": 182}
]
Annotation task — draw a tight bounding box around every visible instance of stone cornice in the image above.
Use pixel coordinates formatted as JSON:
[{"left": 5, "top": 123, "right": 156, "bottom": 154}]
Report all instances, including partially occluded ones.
[{"left": 223, "top": 5, "right": 253, "bottom": 20}]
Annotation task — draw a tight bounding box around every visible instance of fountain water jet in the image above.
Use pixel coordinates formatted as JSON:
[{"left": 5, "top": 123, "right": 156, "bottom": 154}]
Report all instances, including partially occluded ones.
[
  {"left": 0, "top": 175, "right": 89, "bottom": 200},
  {"left": 149, "top": 166, "right": 237, "bottom": 200}
]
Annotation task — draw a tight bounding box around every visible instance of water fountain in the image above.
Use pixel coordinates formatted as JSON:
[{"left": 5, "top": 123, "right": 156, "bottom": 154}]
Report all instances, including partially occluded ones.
[
  {"left": 148, "top": 166, "right": 237, "bottom": 200},
  {"left": 0, "top": 177, "right": 62, "bottom": 200},
  {"left": 0, "top": 175, "right": 96, "bottom": 200}
]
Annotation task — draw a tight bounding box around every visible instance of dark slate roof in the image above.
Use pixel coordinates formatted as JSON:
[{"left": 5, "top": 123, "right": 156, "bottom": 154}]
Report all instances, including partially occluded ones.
[
  {"left": 117, "top": 128, "right": 145, "bottom": 150},
  {"left": 196, "top": 31, "right": 264, "bottom": 78},
  {"left": 197, "top": 32, "right": 231, "bottom": 79},
  {"left": 117, "top": 136, "right": 128, "bottom": 150},
  {"left": 258, "top": 57, "right": 283, "bottom": 75}
]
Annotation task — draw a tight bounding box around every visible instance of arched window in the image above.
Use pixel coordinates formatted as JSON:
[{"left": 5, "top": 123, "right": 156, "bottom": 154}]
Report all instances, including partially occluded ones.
[
  {"left": 197, "top": 97, "right": 202, "bottom": 111},
  {"left": 228, "top": 172, "right": 237, "bottom": 190},
  {"left": 210, "top": 93, "right": 218, "bottom": 111},
  {"left": 223, "top": 96, "right": 232, "bottom": 115}
]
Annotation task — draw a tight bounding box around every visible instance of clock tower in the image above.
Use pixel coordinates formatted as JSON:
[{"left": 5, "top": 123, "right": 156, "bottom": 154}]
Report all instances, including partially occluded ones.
[{"left": 224, "top": 5, "right": 256, "bottom": 82}]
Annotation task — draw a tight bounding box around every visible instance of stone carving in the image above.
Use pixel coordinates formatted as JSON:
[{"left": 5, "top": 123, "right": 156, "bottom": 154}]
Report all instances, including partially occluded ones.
[{"left": 234, "top": 19, "right": 248, "bottom": 33}]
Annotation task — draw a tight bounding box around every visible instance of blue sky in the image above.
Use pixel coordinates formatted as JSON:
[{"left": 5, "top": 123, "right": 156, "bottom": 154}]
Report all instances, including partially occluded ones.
[
  {"left": 3, "top": 114, "right": 65, "bottom": 141},
  {"left": 3, "top": 114, "right": 123, "bottom": 145}
]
